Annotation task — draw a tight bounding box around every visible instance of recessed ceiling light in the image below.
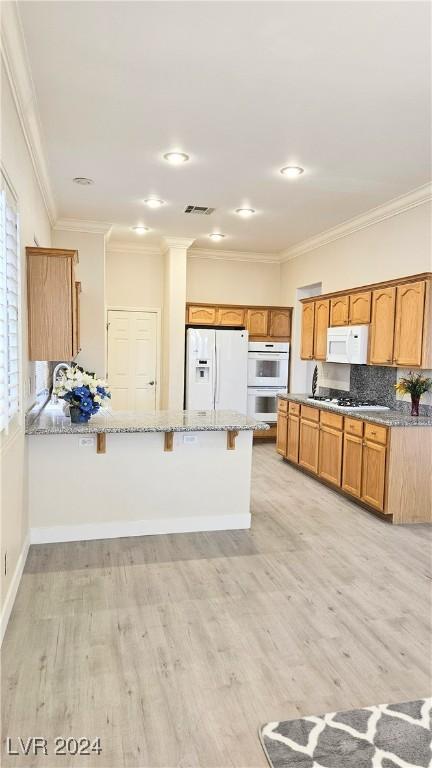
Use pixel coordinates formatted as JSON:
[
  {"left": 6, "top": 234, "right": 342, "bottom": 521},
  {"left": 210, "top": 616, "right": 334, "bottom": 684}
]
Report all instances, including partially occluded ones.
[
  {"left": 163, "top": 151, "right": 190, "bottom": 165},
  {"left": 73, "top": 177, "right": 94, "bottom": 185},
  {"left": 132, "top": 225, "right": 150, "bottom": 235},
  {"left": 144, "top": 198, "right": 165, "bottom": 208},
  {"left": 235, "top": 208, "right": 256, "bottom": 218},
  {"left": 208, "top": 233, "right": 225, "bottom": 241},
  {"left": 280, "top": 166, "right": 304, "bottom": 178}
]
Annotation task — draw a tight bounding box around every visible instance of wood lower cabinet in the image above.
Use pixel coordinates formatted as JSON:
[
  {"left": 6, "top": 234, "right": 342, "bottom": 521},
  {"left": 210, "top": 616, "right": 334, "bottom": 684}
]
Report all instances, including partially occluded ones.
[
  {"left": 318, "top": 425, "right": 343, "bottom": 486},
  {"left": 299, "top": 418, "right": 319, "bottom": 473},
  {"left": 330, "top": 295, "right": 349, "bottom": 326},
  {"left": 286, "top": 414, "right": 300, "bottom": 463},
  {"left": 247, "top": 308, "right": 268, "bottom": 337},
  {"left": 361, "top": 440, "right": 387, "bottom": 512},
  {"left": 277, "top": 398, "right": 430, "bottom": 524},
  {"left": 342, "top": 432, "right": 363, "bottom": 498},
  {"left": 393, "top": 281, "right": 425, "bottom": 366},
  {"left": 349, "top": 291, "right": 371, "bottom": 324},
  {"left": 300, "top": 303, "right": 315, "bottom": 359},
  {"left": 269, "top": 309, "right": 291, "bottom": 339},
  {"left": 27, "top": 247, "right": 80, "bottom": 361},
  {"left": 313, "top": 299, "right": 330, "bottom": 360},
  {"left": 369, "top": 286, "right": 396, "bottom": 365},
  {"left": 276, "top": 411, "right": 288, "bottom": 455},
  {"left": 217, "top": 307, "right": 245, "bottom": 326}
]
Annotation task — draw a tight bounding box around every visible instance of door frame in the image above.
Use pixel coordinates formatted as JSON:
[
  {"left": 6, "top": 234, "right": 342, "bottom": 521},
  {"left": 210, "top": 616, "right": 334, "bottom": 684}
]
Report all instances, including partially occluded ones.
[{"left": 106, "top": 306, "right": 162, "bottom": 410}]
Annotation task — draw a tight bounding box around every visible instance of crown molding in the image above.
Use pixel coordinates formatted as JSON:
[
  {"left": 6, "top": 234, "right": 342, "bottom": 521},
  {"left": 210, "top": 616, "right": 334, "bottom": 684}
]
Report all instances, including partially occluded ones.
[
  {"left": 1, "top": 2, "right": 57, "bottom": 225},
  {"left": 54, "top": 218, "right": 113, "bottom": 236},
  {"left": 106, "top": 242, "right": 162, "bottom": 256},
  {"left": 280, "top": 183, "right": 432, "bottom": 263},
  {"left": 188, "top": 247, "right": 280, "bottom": 264},
  {"left": 162, "top": 236, "right": 195, "bottom": 253}
]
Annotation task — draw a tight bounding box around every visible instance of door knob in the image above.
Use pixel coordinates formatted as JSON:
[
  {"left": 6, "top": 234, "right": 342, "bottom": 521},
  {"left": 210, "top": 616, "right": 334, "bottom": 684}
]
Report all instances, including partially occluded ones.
[{"left": 149, "top": 381, "right": 155, "bottom": 386}]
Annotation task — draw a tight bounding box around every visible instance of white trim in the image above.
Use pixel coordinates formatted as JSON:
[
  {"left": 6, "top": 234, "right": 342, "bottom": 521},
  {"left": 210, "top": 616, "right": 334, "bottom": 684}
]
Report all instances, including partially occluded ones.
[
  {"left": 54, "top": 218, "right": 113, "bottom": 236},
  {"left": 188, "top": 247, "right": 280, "bottom": 263},
  {"left": 280, "top": 183, "right": 432, "bottom": 262},
  {"left": 161, "top": 236, "right": 195, "bottom": 253},
  {"left": 106, "top": 243, "right": 161, "bottom": 257},
  {"left": 106, "top": 306, "right": 162, "bottom": 409},
  {"left": 30, "top": 513, "right": 251, "bottom": 545},
  {"left": 0, "top": 532, "right": 30, "bottom": 645},
  {"left": 0, "top": 2, "right": 57, "bottom": 224}
]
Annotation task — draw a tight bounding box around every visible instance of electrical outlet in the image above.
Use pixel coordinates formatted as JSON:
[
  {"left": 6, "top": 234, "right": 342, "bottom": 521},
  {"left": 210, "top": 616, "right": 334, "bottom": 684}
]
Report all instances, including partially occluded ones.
[
  {"left": 79, "top": 437, "right": 95, "bottom": 448},
  {"left": 183, "top": 434, "right": 198, "bottom": 445}
]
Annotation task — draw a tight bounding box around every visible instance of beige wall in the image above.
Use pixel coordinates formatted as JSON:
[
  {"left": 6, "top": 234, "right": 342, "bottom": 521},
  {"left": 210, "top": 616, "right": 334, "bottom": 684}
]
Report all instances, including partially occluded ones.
[
  {"left": 1, "top": 61, "right": 52, "bottom": 625},
  {"left": 280, "top": 202, "right": 432, "bottom": 305},
  {"left": 186, "top": 256, "right": 282, "bottom": 305},
  {"left": 52, "top": 229, "right": 106, "bottom": 378},
  {"left": 106, "top": 247, "right": 164, "bottom": 309}
]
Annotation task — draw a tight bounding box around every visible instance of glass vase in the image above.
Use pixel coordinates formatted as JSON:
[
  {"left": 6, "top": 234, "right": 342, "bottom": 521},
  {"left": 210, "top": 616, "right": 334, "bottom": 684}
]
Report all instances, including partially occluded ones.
[{"left": 410, "top": 396, "right": 420, "bottom": 417}]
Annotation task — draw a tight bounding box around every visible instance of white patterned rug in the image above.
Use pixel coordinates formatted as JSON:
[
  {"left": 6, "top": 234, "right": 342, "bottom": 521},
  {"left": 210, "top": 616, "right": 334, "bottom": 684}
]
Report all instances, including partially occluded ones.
[{"left": 260, "top": 698, "right": 432, "bottom": 767}]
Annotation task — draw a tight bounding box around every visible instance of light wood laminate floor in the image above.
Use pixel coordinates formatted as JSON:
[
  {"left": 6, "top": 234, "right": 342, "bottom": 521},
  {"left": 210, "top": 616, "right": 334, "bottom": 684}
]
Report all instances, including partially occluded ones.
[{"left": 2, "top": 444, "right": 431, "bottom": 767}]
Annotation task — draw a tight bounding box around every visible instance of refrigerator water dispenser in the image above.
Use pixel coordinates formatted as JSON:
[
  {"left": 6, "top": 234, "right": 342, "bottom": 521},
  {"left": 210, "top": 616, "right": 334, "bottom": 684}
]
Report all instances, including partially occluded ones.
[{"left": 196, "top": 364, "right": 209, "bottom": 383}]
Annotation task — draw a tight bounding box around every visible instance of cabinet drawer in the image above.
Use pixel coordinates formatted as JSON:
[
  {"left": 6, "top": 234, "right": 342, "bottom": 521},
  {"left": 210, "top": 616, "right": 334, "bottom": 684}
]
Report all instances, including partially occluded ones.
[
  {"left": 278, "top": 398, "right": 288, "bottom": 414},
  {"left": 288, "top": 401, "right": 300, "bottom": 416},
  {"left": 344, "top": 417, "right": 363, "bottom": 437},
  {"left": 320, "top": 410, "right": 343, "bottom": 430},
  {"left": 300, "top": 405, "right": 320, "bottom": 422},
  {"left": 364, "top": 422, "right": 387, "bottom": 445}
]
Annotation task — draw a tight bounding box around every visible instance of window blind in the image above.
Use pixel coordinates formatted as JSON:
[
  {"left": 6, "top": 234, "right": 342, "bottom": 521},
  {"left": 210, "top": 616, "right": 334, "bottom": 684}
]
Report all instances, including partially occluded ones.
[{"left": 0, "top": 178, "right": 20, "bottom": 432}]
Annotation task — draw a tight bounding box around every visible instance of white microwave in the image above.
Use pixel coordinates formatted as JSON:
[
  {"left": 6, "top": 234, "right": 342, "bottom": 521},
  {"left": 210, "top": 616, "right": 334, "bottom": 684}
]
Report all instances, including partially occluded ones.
[{"left": 326, "top": 325, "right": 369, "bottom": 364}]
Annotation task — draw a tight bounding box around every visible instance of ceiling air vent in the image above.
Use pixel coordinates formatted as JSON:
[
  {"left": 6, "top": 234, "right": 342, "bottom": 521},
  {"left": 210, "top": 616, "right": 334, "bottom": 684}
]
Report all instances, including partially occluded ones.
[{"left": 184, "top": 205, "right": 215, "bottom": 215}]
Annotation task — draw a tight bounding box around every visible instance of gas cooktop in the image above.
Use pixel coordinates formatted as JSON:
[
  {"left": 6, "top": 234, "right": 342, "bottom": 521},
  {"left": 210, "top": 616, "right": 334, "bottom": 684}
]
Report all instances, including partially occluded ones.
[{"left": 308, "top": 395, "right": 390, "bottom": 411}]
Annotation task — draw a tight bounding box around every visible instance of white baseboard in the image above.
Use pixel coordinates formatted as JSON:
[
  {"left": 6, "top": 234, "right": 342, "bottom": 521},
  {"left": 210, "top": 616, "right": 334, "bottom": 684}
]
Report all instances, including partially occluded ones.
[
  {"left": 30, "top": 513, "right": 251, "bottom": 545},
  {"left": 1, "top": 533, "right": 30, "bottom": 646}
]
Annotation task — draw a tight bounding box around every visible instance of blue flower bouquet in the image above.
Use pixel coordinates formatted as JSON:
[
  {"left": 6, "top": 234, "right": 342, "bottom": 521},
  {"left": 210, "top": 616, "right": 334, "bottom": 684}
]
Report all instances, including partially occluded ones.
[{"left": 53, "top": 365, "right": 111, "bottom": 423}]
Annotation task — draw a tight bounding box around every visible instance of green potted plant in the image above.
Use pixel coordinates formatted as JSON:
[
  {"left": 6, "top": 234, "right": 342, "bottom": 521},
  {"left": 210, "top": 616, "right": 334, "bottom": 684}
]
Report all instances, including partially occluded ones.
[{"left": 395, "top": 372, "right": 432, "bottom": 416}]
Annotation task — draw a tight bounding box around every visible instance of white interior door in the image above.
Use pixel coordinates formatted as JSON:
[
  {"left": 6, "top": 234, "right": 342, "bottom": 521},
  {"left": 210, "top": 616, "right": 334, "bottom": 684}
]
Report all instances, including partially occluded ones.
[{"left": 107, "top": 310, "right": 158, "bottom": 411}]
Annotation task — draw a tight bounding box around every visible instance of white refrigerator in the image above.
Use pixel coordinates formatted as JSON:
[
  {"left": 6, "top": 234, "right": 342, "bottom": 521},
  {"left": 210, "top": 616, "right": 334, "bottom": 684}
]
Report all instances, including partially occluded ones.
[{"left": 185, "top": 328, "right": 248, "bottom": 412}]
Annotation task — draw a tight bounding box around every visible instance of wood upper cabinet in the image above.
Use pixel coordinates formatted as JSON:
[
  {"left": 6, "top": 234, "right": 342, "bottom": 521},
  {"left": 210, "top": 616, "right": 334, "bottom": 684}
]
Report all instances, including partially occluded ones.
[
  {"left": 393, "top": 281, "right": 425, "bottom": 367},
  {"left": 361, "top": 439, "right": 387, "bottom": 512},
  {"left": 276, "top": 412, "right": 288, "bottom": 456},
  {"left": 313, "top": 299, "right": 330, "bottom": 360},
  {"left": 286, "top": 414, "right": 300, "bottom": 463},
  {"left": 217, "top": 307, "right": 245, "bottom": 326},
  {"left": 269, "top": 309, "right": 291, "bottom": 339},
  {"left": 369, "top": 287, "right": 396, "bottom": 365},
  {"left": 187, "top": 305, "right": 217, "bottom": 325},
  {"left": 246, "top": 308, "right": 269, "bottom": 337},
  {"left": 318, "top": 425, "right": 343, "bottom": 486},
  {"left": 349, "top": 291, "right": 371, "bottom": 324},
  {"left": 27, "top": 247, "right": 79, "bottom": 361},
  {"left": 330, "top": 295, "right": 349, "bottom": 326},
  {"left": 300, "top": 303, "right": 315, "bottom": 360},
  {"left": 342, "top": 432, "right": 363, "bottom": 498},
  {"left": 299, "top": 417, "right": 319, "bottom": 474}
]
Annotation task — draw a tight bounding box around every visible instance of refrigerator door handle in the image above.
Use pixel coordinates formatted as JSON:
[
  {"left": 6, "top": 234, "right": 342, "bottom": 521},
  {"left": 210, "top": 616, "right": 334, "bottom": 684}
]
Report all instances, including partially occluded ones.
[{"left": 215, "top": 344, "right": 221, "bottom": 405}]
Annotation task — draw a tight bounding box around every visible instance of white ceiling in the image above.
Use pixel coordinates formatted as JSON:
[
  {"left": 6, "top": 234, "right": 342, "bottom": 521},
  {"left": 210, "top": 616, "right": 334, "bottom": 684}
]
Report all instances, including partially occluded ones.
[{"left": 18, "top": 0, "right": 431, "bottom": 252}]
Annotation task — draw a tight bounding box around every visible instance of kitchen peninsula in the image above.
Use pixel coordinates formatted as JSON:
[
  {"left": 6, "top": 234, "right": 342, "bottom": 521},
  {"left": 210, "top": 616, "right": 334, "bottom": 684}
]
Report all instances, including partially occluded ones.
[
  {"left": 277, "top": 394, "right": 432, "bottom": 524},
  {"left": 26, "top": 405, "right": 267, "bottom": 543}
]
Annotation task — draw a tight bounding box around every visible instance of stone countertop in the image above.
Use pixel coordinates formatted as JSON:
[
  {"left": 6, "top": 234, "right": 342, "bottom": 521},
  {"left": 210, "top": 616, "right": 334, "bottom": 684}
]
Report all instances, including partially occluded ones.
[
  {"left": 26, "top": 402, "right": 269, "bottom": 436},
  {"left": 278, "top": 393, "right": 432, "bottom": 427}
]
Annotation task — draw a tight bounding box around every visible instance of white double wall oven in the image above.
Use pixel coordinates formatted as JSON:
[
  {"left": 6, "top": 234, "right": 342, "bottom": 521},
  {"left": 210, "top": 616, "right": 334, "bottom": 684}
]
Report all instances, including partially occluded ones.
[{"left": 247, "top": 341, "right": 289, "bottom": 422}]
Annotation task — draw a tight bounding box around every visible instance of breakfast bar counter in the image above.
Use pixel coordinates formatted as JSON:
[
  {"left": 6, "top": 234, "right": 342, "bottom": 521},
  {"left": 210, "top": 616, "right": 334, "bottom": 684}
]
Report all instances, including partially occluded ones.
[{"left": 26, "top": 404, "right": 268, "bottom": 544}]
